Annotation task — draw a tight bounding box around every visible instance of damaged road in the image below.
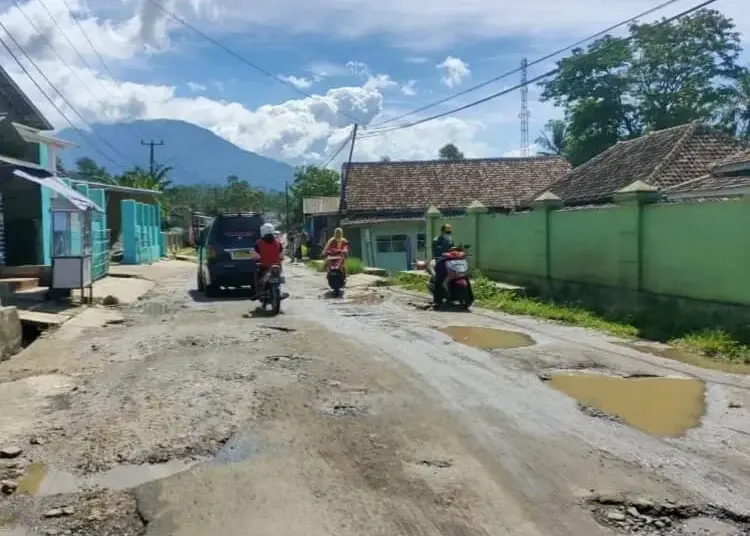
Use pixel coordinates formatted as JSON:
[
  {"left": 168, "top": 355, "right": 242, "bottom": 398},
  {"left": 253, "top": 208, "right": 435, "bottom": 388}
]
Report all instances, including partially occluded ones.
[{"left": 1, "top": 260, "right": 749, "bottom": 535}]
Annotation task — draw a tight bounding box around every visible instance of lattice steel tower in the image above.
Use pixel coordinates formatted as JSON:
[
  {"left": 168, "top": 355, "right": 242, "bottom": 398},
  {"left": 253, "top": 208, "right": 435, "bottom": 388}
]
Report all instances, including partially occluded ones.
[{"left": 519, "top": 58, "right": 530, "bottom": 157}]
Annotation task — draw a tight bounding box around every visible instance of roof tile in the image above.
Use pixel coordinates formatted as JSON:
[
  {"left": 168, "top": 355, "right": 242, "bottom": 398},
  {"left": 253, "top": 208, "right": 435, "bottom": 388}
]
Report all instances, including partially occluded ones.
[
  {"left": 342, "top": 156, "right": 570, "bottom": 213},
  {"left": 545, "top": 123, "right": 745, "bottom": 205}
]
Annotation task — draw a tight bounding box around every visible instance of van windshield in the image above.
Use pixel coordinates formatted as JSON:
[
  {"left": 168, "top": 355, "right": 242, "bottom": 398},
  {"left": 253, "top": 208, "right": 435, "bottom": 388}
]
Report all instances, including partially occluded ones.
[{"left": 214, "top": 215, "right": 263, "bottom": 248}]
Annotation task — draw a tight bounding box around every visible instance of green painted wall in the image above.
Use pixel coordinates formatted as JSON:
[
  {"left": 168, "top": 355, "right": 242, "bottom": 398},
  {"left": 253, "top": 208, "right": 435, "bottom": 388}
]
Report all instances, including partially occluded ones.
[
  {"left": 642, "top": 200, "right": 750, "bottom": 305},
  {"left": 427, "top": 196, "right": 750, "bottom": 307},
  {"left": 549, "top": 207, "right": 631, "bottom": 287},
  {"left": 477, "top": 212, "right": 545, "bottom": 277}
]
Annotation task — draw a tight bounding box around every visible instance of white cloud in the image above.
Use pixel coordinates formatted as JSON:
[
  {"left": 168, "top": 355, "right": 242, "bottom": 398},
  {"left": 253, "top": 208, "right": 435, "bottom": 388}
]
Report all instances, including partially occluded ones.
[
  {"left": 437, "top": 56, "right": 470, "bottom": 88},
  {"left": 121, "top": 0, "right": 749, "bottom": 51},
  {"left": 404, "top": 56, "right": 429, "bottom": 64},
  {"left": 401, "top": 80, "right": 417, "bottom": 96},
  {"left": 278, "top": 74, "right": 313, "bottom": 89},
  {"left": 186, "top": 82, "right": 207, "bottom": 92}
]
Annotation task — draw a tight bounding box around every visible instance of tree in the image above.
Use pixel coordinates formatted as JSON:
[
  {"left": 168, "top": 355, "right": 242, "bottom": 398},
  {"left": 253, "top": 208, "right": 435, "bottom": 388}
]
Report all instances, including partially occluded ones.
[
  {"left": 438, "top": 143, "right": 464, "bottom": 160},
  {"left": 222, "top": 175, "right": 263, "bottom": 212},
  {"left": 535, "top": 119, "right": 569, "bottom": 157},
  {"left": 73, "top": 157, "right": 112, "bottom": 183},
  {"left": 722, "top": 67, "right": 750, "bottom": 139},
  {"left": 116, "top": 164, "right": 172, "bottom": 191},
  {"left": 540, "top": 9, "right": 744, "bottom": 165},
  {"left": 288, "top": 165, "right": 341, "bottom": 225},
  {"left": 380, "top": 155, "right": 391, "bottom": 162}
]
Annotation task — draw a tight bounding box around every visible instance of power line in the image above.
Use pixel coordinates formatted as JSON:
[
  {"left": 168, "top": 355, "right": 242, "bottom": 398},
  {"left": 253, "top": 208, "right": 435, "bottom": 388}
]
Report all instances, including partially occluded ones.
[
  {"left": 141, "top": 139, "right": 164, "bottom": 176},
  {"left": 0, "top": 19, "right": 129, "bottom": 166},
  {"left": 368, "top": 0, "right": 689, "bottom": 129},
  {"left": 140, "top": 0, "right": 365, "bottom": 127},
  {"left": 0, "top": 27, "right": 123, "bottom": 167},
  {"left": 10, "top": 0, "right": 137, "bottom": 165},
  {"left": 322, "top": 127, "right": 355, "bottom": 168},
  {"left": 361, "top": 0, "right": 716, "bottom": 137},
  {"left": 46, "top": 0, "right": 207, "bottom": 183}
]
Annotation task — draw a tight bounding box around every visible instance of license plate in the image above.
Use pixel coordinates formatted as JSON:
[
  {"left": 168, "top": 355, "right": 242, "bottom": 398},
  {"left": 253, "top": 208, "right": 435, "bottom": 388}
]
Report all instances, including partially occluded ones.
[{"left": 231, "top": 250, "right": 253, "bottom": 260}]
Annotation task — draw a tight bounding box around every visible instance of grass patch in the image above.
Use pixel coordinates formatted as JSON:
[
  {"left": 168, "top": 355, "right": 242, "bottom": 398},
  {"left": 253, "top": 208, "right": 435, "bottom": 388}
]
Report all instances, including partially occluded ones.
[
  {"left": 388, "top": 272, "right": 750, "bottom": 366},
  {"left": 306, "top": 257, "right": 365, "bottom": 275},
  {"left": 174, "top": 246, "right": 197, "bottom": 257}
]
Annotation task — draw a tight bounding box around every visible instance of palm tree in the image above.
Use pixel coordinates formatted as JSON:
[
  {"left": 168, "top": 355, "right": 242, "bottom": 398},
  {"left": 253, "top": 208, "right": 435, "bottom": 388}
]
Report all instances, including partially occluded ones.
[
  {"left": 116, "top": 164, "right": 173, "bottom": 191},
  {"left": 729, "top": 69, "right": 750, "bottom": 140},
  {"left": 535, "top": 119, "right": 569, "bottom": 157}
]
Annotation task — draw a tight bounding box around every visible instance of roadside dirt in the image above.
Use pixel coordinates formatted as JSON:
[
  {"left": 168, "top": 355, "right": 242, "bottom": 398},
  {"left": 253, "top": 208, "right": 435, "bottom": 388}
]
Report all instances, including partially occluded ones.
[{"left": 1, "top": 261, "right": 748, "bottom": 536}]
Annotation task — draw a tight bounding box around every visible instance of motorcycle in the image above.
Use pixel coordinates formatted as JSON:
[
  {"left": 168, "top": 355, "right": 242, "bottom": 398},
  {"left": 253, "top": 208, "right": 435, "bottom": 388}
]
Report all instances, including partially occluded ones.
[
  {"left": 325, "top": 248, "right": 347, "bottom": 297},
  {"left": 427, "top": 246, "right": 474, "bottom": 310},
  {"left": 258, "top": 264, "right": 284, "bottom": 315}
]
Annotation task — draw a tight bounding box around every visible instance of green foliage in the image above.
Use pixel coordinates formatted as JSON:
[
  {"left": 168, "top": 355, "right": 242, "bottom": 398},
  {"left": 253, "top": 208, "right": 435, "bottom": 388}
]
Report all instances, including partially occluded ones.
[
  {"left": 535, "top": 119, "right": 569, "bottom": 158},
  {"left": 288, "top": 165, "right": 341, "bottom": 226},
  {"left": 540, "top": 9, "right": 746, "bottom": 165},
  {"left": 438, "top": 143, "right": 464, "bottom": 160}
]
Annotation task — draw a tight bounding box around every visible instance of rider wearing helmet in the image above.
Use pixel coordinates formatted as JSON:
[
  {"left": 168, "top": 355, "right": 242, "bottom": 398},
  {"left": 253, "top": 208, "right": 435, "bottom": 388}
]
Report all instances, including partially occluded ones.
[{"left": 253, "top": 223, "right": 283, "bottom": 298}]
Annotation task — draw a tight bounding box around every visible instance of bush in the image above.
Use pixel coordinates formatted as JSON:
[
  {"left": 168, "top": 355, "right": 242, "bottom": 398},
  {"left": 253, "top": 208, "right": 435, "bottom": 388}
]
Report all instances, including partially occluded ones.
[{"left": 306, "top": 257, "right": 365, "bottom": 275}]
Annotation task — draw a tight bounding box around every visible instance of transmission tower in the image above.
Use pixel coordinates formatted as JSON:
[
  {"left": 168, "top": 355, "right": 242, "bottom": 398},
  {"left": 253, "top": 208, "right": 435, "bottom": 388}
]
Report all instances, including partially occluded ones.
[{"left": 519, "top": 57, "right": 530, "bottom": 157}]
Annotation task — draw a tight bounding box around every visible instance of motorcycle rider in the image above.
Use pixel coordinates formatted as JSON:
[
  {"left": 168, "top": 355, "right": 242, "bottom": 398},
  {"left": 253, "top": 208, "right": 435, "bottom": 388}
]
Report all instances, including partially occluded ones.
[
  {"left": 323, "top": 227, "right": 349, "bottom": 261},
  {"left": 253, "top": 223, "right": 283, "bottom": 299},
  {"left": 432, "top": 223, "right": 453, "bottom": 305}
]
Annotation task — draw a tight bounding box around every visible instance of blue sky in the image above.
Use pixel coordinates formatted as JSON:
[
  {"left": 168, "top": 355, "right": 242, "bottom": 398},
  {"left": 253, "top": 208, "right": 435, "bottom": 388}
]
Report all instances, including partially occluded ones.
[{"left": 0, "top": 0, "right": 747, "bottom": 167}]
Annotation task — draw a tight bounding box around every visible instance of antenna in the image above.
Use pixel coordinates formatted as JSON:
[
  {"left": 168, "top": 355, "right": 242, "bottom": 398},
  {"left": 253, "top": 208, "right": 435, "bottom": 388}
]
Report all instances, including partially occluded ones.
[{"left": 519, "top": 57, "right": 530, "bottom": 157}]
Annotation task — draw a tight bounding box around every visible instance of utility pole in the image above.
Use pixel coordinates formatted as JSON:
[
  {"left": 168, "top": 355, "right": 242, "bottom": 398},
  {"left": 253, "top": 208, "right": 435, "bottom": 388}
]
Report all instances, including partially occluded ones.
[
  {"left": 141, "top": 139, "right": 164, "bottom": 176},
  {"left": 284, "top": 181, "right": 290, "bottom": 231},
  {"left": 340, "top": 124, "right": 358, "bottom": 213}
]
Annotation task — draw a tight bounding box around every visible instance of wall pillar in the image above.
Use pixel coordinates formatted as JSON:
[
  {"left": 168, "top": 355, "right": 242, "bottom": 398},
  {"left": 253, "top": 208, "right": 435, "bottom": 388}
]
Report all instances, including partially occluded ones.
[
  {"left": 38, "top": 143, "right": 52, "bottom": 265},
  {"left": 613, "top": 180, "right": 659, "bottom": 291},
  {"left": 465, "top": 200, "right": 488, "bottom": 271},
  {"left": 121, "top": 199, "right": 138, "bottom": 264},
  {"left": 425, "top": 205, "right": 442, "bottom": 259},
  {"left": 530, "top": 191, "right": 563, "bottom": 280}
]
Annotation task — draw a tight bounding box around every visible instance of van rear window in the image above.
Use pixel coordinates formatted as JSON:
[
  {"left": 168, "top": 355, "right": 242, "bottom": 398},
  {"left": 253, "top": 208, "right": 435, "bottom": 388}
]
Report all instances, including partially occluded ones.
[{"left": 214, "top": 215, "right": 263, "bottom": 247}]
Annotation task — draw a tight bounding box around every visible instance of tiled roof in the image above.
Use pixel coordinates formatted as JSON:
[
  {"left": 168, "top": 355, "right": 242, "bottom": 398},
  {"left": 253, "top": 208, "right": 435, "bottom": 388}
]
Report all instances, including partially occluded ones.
[
  {"left": 709, "top": 148, "right": 750, "bottom": 170},
  {"left": 341, "top": 214, "right": 425, "bottom": 226},
  {"left": 302, "top": 196, "right": 339, "bottom": 215},
  {"left": 666, "top": 172, "right": 750, "bottom": 194},
  {"left": 544, "top": 122, "right": 745, "bottom": 205},
  {"left": 342, "top": 156, "right": 570, "bottom": 213}
]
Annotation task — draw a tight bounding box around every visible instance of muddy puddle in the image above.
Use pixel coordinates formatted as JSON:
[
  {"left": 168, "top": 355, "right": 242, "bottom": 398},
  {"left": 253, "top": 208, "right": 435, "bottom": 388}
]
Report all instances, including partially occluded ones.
[
  {"left": 619, "top": 342, "right": 750, "bottom": 375},
  {"left": 15, "top": 459, "right": 194, "bottom": 496},
  {"left": 441, "top": 326, "right": 535, "bottom": 350},
  {"left": 546, "top": 374, "right": 705, "bottom": 437}
]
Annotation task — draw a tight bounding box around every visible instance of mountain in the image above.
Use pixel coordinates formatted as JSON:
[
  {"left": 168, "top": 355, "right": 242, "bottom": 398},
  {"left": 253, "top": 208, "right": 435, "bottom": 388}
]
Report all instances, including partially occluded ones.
[{"left": 57, "top": 119, "right": 295, "bottom": 190}]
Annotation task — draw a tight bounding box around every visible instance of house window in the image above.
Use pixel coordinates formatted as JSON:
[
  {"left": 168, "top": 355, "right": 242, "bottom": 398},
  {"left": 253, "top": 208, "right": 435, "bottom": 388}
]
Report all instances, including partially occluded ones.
[
  {"left": 376, "top": 234, "right": 407, "bottom": 253},
  {"left": 417, "top": 233, "right": 426, "bottom": 251}
]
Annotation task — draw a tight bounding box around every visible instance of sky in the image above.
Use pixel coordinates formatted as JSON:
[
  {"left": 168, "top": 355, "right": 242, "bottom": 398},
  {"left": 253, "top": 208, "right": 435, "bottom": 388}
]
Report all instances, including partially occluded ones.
[{"left": 0, "top": 0, "right": 747, "bottom": 170}]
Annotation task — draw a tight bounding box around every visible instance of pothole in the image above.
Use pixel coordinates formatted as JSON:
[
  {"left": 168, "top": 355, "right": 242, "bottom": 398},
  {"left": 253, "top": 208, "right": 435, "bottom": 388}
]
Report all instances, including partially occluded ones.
[
  {"left": 13, "top": 460, "right": 196, "bottom": 497},
  {"left": 543, "top": 374, "right": 705, "bottom": 437},
  {"left": 136, "top": 301, "right": 170, "bottom": 316},
  {"left": 346, "top": 292, "right": 384, "bottom": 305},
  {"left": 321, "top": 402, "right": 368, "bottom": 418},
  {"left": 588, "top": 496, "right": 750, "bottom": 535},
  {"left": 441, "top": 326, "right": 535, "bottom": 350},
  {"left": 263, "top": 354, "right": 309, "bottom": 370}
]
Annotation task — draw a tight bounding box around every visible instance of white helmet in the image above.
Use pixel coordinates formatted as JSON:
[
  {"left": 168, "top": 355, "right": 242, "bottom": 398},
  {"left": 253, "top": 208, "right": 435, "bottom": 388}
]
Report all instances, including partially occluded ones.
[{"left": 260, "top": 223, "right": 275, "bottom": 237}]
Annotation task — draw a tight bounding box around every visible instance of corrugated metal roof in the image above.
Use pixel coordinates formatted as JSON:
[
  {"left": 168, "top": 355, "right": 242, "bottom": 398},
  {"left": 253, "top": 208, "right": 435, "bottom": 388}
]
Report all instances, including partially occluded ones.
[
  {"left": 0, "top": 64, "right": 53, "bottom": 130},
  {"left": 303, "top": 196, "right": 339, "bottom": 215}
]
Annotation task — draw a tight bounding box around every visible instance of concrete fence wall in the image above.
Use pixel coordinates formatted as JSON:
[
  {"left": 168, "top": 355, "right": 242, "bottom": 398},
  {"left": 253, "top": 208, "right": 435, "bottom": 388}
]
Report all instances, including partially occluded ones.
[{"left": 426, "top": 181, "right": 750, "bottom": 320}]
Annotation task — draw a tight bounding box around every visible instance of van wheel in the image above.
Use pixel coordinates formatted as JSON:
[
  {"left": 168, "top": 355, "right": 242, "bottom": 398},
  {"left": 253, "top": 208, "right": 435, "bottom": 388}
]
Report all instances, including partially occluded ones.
[{"left": 204, "top": 283, "right": 218, "bottom": 297}]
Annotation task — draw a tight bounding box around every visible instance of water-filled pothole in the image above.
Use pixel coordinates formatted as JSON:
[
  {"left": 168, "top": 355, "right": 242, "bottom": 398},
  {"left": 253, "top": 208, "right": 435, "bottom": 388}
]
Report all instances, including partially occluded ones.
[
  {"left": 441, "top": 326, "right": 535, "bottom": 350},
  {"left": 545, "top": 374, "right": 705, "bottom": 437},
  {"left": 15, "top": 459, "right": 195, "bottom": 496}
]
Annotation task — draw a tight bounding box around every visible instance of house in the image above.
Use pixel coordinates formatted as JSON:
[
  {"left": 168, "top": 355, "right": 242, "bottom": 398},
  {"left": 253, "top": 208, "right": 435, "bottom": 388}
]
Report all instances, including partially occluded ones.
[
  {"left": 302, "top": 196, "right": 340, "bottom": 249},
  {"left": 0, "top": 64, "right": 163, "bottom": 289},
  {"left": 340, "top": 156, "right": 571, "bottom": 272},
  {"left": 544, "top": 122, "right": 745, "bottom": 206},
  {"left": 665, "top": 147, "right": 750, "bottom": 199}
]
